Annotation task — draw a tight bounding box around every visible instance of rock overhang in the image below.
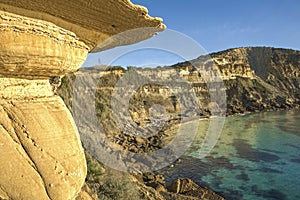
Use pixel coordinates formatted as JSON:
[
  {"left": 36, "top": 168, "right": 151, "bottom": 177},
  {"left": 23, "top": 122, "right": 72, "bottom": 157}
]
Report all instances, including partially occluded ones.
[
  {"left": 0, "top": 1, "right": 165, "bottom": 199},
  {"left": 0, "top": 0, "right": 166, "bottom": 53}
]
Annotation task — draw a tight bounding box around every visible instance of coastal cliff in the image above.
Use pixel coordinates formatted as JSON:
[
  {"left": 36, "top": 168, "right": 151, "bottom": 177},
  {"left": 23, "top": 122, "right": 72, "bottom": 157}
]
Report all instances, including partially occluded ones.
[
  {"left": 0, "top": 11, "right": 88, "bottom": 199},
  {"left": 60, "top": 47, "right": 300, "bottom": 126},
  {"left": 0, "top": 0, "right": 165, "bottom": 199},
  {"left": 212, "top": 47, "right": 300, "bottom": 114},
  {"left": 57, "top": 47, "right": 299, "bottom": 199}
]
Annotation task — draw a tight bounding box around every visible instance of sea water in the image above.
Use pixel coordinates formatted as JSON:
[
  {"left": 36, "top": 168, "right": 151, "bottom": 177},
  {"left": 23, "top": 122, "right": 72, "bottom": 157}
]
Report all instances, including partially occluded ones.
[{"left": 161, "top": 110, "right": 300, "bottom": 200}]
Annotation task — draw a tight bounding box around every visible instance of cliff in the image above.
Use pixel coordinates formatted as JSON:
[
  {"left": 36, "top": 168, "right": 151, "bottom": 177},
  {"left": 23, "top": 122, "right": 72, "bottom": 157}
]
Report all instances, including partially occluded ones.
[
  {"left": 60, "top": 47, "right": 300, "bottom": 128},
  {"left": 57, "top": 47, "right": 299, "bottom": 199},
  {"left": 0, "top": 0, "right": 165, "bottom": 199},
  {"left": 169, "top": 47, "right": 300, "bottom": 115},
  {"left": 211, "top": 47, "right": 300, "bottom": 114}
]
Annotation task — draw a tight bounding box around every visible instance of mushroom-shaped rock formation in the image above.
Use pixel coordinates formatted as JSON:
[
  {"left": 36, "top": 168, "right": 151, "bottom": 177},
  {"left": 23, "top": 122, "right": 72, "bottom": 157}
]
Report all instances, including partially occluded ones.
[{"left": 0, "top": 1, "right": 165, "bottom": 199}]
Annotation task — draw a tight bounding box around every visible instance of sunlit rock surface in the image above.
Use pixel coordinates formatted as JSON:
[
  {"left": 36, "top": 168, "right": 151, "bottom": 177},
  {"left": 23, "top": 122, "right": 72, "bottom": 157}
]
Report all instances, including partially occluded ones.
[
  {"left": 0, "top": 0, "right": 165, "bottom": 52},
  {"left": 0, "top": 0, "right": 165, "bottom": 199}
]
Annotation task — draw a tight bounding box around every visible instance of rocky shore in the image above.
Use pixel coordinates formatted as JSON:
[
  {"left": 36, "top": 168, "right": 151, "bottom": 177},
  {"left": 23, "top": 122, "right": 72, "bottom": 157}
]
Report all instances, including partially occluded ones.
[{"left": 56, "top": 47, "right": 300, "bottom": 200}]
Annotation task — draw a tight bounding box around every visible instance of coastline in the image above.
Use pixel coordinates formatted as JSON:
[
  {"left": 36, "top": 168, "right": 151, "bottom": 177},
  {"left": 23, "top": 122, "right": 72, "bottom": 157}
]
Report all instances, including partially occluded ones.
[{"left": 159, "top": 109, "right": 300, "bottom": 199}]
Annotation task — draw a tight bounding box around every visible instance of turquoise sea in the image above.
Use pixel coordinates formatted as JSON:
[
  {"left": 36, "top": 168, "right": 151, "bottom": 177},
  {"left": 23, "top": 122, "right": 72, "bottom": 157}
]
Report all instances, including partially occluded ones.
[{"left": 161, "top": 110, "right": 300, "bottom": 200}]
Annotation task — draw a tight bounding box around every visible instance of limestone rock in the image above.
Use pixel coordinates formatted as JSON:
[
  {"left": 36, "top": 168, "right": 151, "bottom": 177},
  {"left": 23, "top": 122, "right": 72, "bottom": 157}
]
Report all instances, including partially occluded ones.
[
  {"left": 56, "top": 47, "right": 300, "bottom": 200},
  {"left": 142, "top": 172, "right": 167, "bottom": 192},
  {"left": 0, "top": 10, "right": 89, "bottom": 77},
  {"left": 0, "top": 0, "right": 165, "bottom": 199},
  {"left": 0, "top": 96, "right": 86, "bottom": 199},
  {"left": 167, "top": 178, "right": 224, "bottom": 200},
  {"left": 168, "top": 178, "right": 202, "bottom": 194},
  {"left": 0, "top": 0, "right": 166, "bottom": 51},
  {"left": 75, "top": 184, "right": 98, "bottom": 200},
  {"left": 0, "top": 10, "right": 89, "bottom": 199}
]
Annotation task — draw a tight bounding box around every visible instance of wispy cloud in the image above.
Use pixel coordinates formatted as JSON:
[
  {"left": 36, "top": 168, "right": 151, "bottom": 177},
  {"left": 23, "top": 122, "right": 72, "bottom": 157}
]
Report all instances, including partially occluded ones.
[{"left": 221, "top": 23, "right": 260, "bottom": 34}]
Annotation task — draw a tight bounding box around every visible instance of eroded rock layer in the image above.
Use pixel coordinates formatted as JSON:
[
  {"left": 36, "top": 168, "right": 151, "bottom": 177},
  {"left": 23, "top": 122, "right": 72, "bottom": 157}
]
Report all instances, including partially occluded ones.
[
  {"left": 0, "top": 97, "right": 86, "bottom": 199},
  {"left": 57, "top": 47, "right": 300, "bottom": 157},
  {"left": 0, "top": 0, "right": 166, "bottom": 198},
  {"left": 0, "top": 0, "right": 165, "bottom": 51},
  {"left": 0, "top": 7, "right": 91, "bottom": 198},
  {"left": 0, "top": 10, "right": 89, "bottom": 77}
]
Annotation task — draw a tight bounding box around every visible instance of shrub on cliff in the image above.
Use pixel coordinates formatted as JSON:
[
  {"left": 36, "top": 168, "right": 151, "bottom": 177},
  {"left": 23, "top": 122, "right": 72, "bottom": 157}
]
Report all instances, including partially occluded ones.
[{"left": 98, "top": 173, "right": 140, "bottom": 200}]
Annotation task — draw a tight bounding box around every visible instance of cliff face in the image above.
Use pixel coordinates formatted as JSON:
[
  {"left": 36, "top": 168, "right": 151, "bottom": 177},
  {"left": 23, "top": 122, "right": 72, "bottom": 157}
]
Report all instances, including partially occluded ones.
[
  {"left": 57, "top": 47, "right": 300, "bottom": 200},
  {"left": 172, "top": 47, "right": 300, "bottom": 115},
  {"left": 0, "top": 0, "right": 165, "bottom": 199},
  {"left": 247, "top": 47, "right": 300, "bottom": 96},
  {"left": 0, "top": 0, "right": 165, "bottom": 51},
  {"left": 211, "top": 48, "right": 255, "bottom": 80},
  {"left": 0, "top": 11, "right": 88, "bottom": 200},
  {"left": 212, "top": 47, "right": 300, "bottom": 114},
  {"left": 58, "top": 47, "right": 300, "bottom": 153}
]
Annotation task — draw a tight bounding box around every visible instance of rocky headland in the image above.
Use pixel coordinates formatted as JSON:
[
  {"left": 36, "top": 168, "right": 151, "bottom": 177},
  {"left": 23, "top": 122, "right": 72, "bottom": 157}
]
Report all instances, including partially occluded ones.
[{"left": 57, "top": 47, "right": 300, "bottom": 199}]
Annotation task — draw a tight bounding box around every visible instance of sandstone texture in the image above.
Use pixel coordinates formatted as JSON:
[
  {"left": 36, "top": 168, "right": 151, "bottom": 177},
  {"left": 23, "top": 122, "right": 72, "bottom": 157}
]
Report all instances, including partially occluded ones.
[
  {"left": 0, "top": 10, "right": 89, "bottom": 77},
  {"left": 0, "top": 96, "right": 86, "bottom": 199},
  {"left": 0, "top": 11, "right": 88, "bottom": 199},
  {"left": 0, "top": 0, "right": 165, "bottom": 51},
  {"left": 0, "top": 0, "right": 165, "bottom": 199}
]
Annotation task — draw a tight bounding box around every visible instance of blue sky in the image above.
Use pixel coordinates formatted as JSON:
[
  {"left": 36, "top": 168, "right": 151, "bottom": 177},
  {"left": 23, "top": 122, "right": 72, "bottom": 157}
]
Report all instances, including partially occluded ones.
[{"left": 82, "top": 0, "right": 300, "bottom": 68}]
